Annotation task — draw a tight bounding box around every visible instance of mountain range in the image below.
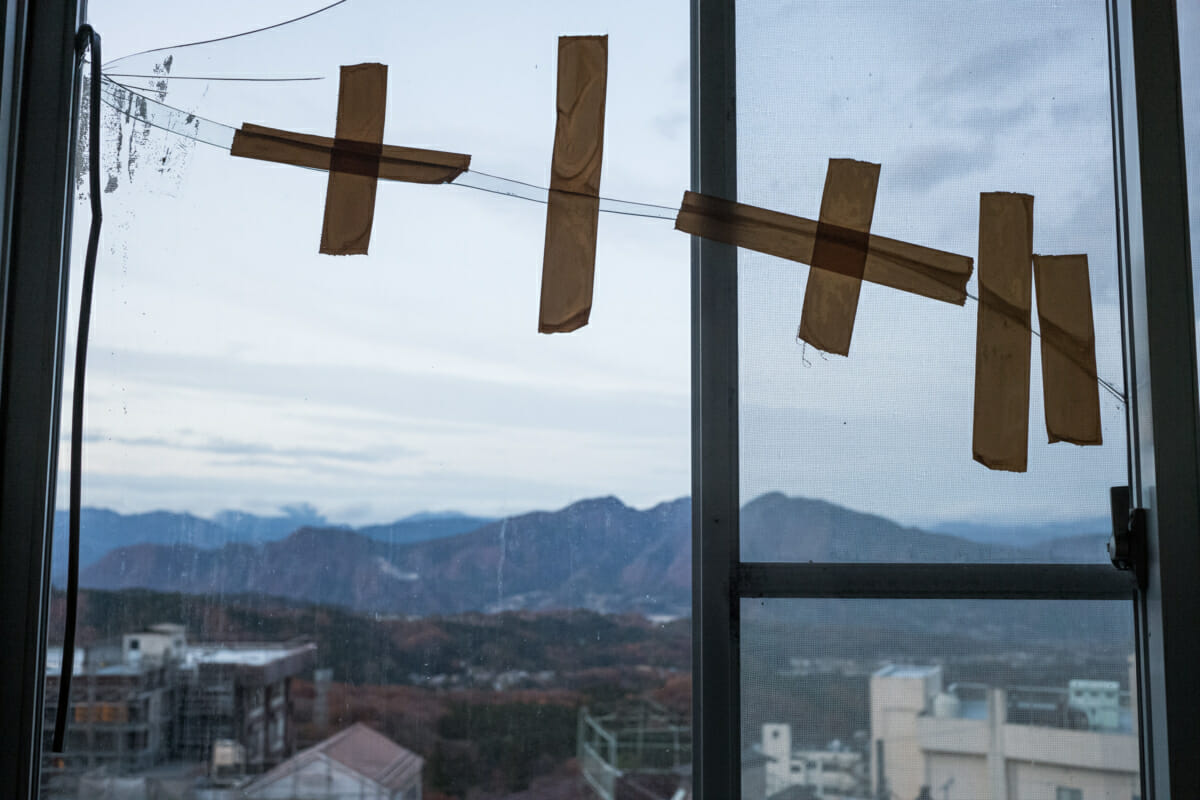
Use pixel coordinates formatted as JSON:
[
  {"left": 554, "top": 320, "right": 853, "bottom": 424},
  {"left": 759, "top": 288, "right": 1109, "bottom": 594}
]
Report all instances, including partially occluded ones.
[
  {"left": 78, "top": 493, "right": 1112, "bottom": 618},
  {"left": 52, "top": 506, "right": 491, "bottom": 583}
]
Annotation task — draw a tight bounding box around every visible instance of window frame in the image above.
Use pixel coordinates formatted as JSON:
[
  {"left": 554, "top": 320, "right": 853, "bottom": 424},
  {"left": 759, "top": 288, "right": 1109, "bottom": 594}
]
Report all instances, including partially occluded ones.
[
  {"left": 689, "top": 0, "right": 1199, "bottom": 799},
  {"left": 0, "top": 0, "right": 86, "bottom": 798},
  {"left": 0, "top": 0, "right": 1194, "bottom": 798}
]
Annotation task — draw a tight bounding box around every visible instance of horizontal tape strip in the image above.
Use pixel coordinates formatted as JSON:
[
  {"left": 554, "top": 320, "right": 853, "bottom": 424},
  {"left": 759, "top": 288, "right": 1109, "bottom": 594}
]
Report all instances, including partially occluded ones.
[
  {"left": 675, "top": 191, "right": 972, "bottom": 305},
  {"left": 232, "top": 123, "right": 470, "bottom": 184}
]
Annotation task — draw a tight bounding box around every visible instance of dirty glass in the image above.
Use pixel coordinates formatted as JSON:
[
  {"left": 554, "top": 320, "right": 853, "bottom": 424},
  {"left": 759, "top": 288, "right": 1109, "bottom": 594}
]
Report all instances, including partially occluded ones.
[{"left": 41, "top": 2, "right": 691, "bottom": 798}]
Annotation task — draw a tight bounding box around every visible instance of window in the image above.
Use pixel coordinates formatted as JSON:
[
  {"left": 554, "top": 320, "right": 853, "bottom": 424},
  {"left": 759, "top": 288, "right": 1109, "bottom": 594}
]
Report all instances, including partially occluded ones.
[
  {"left": 10, "top": 2, "right": 691, "bottom": 799},
  {"left": 1056, "top": 787, "right": 1084, "bottom": 800},
  {"left": 692, "top": 1, "right": 1199, "bottom": 800},
  {"left": 0, "top": 1, "right": 1197, "bottom": 800}
]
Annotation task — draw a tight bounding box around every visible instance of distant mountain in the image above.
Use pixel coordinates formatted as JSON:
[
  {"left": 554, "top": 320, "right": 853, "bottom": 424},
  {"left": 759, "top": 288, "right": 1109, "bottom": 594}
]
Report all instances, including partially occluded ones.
[
  {"left": 52, "top": 508, "right": 232, "bottom": 581},
  {"left": 358, "top": 513, "right": 494, "bottom": 548},
  {"left": 211, "top": 504, "right": 337, "bottom": 542},
  {"left": 1025, "top": 534, "right": 1111, "bottom": 563},
  {"left": 929, "top": 517, "right": 1110, "bottom": 548},
  {"left": 81, "top": 496, "right": 691, "bottom": 618},
  {"left": 80, "top": 493, "right": 1106, "bottom": 618},
  {"left": 740, "top": 493, "right": 1043, "bottom": 563},
  {"left": 52, "top": 506, "right": 493, "bottom": 583}
]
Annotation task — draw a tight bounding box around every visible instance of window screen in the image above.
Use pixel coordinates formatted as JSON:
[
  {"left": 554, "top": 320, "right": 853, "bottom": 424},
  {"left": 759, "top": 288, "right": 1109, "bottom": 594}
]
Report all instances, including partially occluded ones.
[{"left": 736, "top": 1, "right": 1124, "bottom": 564}]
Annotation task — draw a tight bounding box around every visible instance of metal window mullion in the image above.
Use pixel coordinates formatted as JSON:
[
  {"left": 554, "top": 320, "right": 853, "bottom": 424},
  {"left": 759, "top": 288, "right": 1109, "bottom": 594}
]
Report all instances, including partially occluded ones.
[
  {"left": 736, "top": 562, "right": 1134, "bottom": 600},
  {"left": 691, "top": 1, "right": 738, "bottom": 800},
  {"left": 1109, "top": 0, "right": 1200, "bottom": 798}
]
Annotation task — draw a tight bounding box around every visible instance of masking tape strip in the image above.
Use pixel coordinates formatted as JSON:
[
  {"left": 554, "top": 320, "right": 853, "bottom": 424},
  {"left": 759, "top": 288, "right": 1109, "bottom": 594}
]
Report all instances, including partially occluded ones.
[
  {"left": 798, "top": 159, "right": 881, "bottom": 356},
  {"left": 330, "top": 136, "right": 383, "bottom": 179},
  {"left": 674, "top": 191, "right": 973, "bottom": 304},
  {"left": 1033, "top": 254, "right": 1102, "bottom": 446},
  {"left": 539, "top": 35, "right": 608, "bottom": 334},
  {"left": 972, "top": 192, "right": 1034, "bottom": 472},
  {"left": 320, "top": 63, "right": 388, "bottom": 256},
  {"left": 231, "top": 124, "right": 471, "bottom": 184}
]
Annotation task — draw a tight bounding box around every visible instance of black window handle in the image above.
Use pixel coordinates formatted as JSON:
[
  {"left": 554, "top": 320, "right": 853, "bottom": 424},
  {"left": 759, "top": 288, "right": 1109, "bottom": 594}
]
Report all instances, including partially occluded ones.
[{"left": 1109, "top": 485, "right": 1147, "bottom": 590}]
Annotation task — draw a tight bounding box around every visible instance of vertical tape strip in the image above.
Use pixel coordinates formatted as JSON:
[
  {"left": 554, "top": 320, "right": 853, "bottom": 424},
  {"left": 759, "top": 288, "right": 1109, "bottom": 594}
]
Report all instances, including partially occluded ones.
[
  {"left": 973, "top": 192, "right": 1034, "bottom": 471},
  {"left": 798, "top": 159, "right": 881, "bottom": 356},
  {"left": 1034, "top": 254, "right": 1103, "bottom": 445},
  {"left": 539, "top": 35, "right": 608, "bottom": 333},
  {"left": 320, "top": 63, "right": 387, "bottom": 256}
]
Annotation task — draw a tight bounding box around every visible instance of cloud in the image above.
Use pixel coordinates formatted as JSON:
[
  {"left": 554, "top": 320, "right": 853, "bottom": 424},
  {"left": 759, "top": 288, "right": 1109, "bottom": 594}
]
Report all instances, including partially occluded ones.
[
  {"left": 80, "top": 431, "right": 411, "bottom": 464},
  {"left": 887, "top": 138, "right": 997, "bottom": 194}
]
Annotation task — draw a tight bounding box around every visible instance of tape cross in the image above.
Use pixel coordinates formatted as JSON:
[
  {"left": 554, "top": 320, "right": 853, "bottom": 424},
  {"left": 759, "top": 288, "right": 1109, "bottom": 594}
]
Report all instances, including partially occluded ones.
[{"left": 231, "top": 63, "right": 471, "bottom": 255}]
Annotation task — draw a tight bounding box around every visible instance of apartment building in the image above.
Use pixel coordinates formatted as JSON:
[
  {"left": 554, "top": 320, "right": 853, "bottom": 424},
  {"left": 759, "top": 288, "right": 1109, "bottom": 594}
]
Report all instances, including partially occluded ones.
[
  {"left": 870, "top": 664, "right": 1138, "bottom": 800},
  {"left": 41, "top": 625, "right": 315, "bottom": 797}
]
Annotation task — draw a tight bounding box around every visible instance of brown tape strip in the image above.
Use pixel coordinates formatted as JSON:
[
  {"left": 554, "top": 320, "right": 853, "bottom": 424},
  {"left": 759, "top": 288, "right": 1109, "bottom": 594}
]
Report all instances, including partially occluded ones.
[
  {"left": 330, "top": 137, "right": 383, "bottom": 179},
  {"left": 321, "top": 63, "right": 388, "bottom": 256},
  {"left": 798, "top": 159, "right": 881, "bottom": 356},
  {"left": 1034, "top": 254, "right": 1102, "bottom": 446},
  {"left": 231, "top": 124, "right": 470, "bottom": 184},
  {"left": 539, "top": 35, "right": 608, "bottom": 333},
  {"left": 674, "top": 191, "right": 973, "bottom": 304},
  {"left": 972, "top": 192, "right": 1034, "bottom": 472}
]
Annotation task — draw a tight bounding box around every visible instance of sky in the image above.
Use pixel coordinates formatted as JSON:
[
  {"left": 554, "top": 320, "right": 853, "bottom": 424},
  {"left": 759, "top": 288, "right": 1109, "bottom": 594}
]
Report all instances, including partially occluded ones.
[{"left": 56, "top": 0, "right": 1199, "bottom": 529}]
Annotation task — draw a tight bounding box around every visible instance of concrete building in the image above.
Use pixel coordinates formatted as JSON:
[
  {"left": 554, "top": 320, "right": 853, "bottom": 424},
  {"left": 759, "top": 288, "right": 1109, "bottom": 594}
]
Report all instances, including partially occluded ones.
[
  {"left": 42, "top": 640, "right": 178, "bottom": 784},
  {"left": 177, "top": 642, "right": 317, "bottom": 773},
  {"left": 759, "top": 723, "right": 866, "bottom": 799},
  {"left": 870, "top": 664, "right": 1138, "bottom": 800},
  {"left": 243, "top": 722, "right": 423, "bottom": 800},
  {"left": 41, "top": 625, "right": 315, "bottom": 797}
]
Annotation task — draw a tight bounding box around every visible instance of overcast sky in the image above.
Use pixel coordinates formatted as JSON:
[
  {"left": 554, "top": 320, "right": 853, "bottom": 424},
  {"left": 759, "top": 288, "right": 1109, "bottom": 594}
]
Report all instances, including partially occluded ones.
[{"left": 58, "top": 0, "right": 1197, "bottom": 529}]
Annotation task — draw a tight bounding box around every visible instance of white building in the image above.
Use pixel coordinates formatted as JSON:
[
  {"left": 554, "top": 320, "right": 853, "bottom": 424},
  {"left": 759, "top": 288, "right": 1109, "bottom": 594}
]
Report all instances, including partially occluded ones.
[
  {"left": 243, "top": 722, "right": 423, "bottom": 800},
  {"left": 756, "top": 723, "right": 866, "bottom": 799},
  {"left": 870, "top": 664, "right": 1139, "bottom": 800}
]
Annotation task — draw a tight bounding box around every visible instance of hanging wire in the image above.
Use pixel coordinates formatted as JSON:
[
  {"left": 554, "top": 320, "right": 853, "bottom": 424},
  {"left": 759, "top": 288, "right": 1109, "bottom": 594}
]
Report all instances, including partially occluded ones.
[
  {"left": 96, "top": 77, "right": 1128, "bottom": 407},
  {"left": 54, "top": 23, "right": 104, "bottom": 755},
  {"left": 963, "top": 290, "right": 1127, "bottom": 405},
  {"left": 102, "top": 0, "right": 354, "bottom": 68},
  {"left": 103, "top": 71, "right": 325, "bottom": 82},
  {"left": 97, "top": 77, "right": 680, "bottom": 220}
]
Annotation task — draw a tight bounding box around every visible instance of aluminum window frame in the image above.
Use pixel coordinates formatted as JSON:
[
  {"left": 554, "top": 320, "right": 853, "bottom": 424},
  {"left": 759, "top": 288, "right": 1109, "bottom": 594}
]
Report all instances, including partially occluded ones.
[
  {"left": 0, "top": 0, "right": 1193, "bottom": 797},
  {"left": 0, "top": 0, "right": 87, "bottom": 797},
  {"left": 689, "top": 1, "right": 1199, "bottom": 798}
]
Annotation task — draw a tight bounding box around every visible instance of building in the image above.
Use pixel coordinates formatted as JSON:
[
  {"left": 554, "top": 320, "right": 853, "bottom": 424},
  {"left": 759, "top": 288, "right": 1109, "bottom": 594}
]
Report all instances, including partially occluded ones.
[
  {"left": 41, "top": 625, "right": 315, "bottom": 797},
  {"left": 177, "top": 641, "right": 317, "bottom": 773},
  {"left": 759, "top": 723, "right": 866, "bottom": 800},
  {"left": 579, "top": 701, "right": 692, "bottom": 800},
  {"left": 870, "top": 664, "right": 1139, "bottom": 800},
  {"left": 243, "top": 722, "right": 423, "bottom": 800},
  {"left": 42, "top": 637, "right": 177, "bottom": 786}
]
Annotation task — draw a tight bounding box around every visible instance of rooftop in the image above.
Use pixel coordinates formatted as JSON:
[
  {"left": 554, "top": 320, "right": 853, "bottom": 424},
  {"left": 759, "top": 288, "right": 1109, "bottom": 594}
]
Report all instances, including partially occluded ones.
[
  {"left": 874, "top": 664, "right": 940, "bottom": 679},
  {"left": 182, "top": 644, "right": 313, "bottom": 668},
  {"left": 246, "top": 723, "right": 423, "bottom": 795}
]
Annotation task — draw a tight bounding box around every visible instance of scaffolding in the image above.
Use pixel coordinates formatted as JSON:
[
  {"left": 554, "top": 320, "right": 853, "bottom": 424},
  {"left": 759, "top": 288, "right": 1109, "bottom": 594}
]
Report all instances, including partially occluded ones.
[{"left": 578, "top": 700, "right": 691, "bottom": 800}]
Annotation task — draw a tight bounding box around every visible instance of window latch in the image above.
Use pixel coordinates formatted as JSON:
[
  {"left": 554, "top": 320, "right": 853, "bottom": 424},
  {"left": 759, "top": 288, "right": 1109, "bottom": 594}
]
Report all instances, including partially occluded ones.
[{"left": 1108, "top": 485, "right": 1147, "bottom": 590}]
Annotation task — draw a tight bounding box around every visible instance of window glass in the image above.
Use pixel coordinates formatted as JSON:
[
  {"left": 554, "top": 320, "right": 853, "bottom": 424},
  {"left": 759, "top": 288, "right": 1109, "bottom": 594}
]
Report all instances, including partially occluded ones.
[
  {"left": 736, "top": 1, "right": 1124, "bottom": 563},
  {"left": 741, "top": 598, "right": 1140, "bottom": 800},
  {"left": 43, "top": 2, "right": 690, "bottom": 798}
]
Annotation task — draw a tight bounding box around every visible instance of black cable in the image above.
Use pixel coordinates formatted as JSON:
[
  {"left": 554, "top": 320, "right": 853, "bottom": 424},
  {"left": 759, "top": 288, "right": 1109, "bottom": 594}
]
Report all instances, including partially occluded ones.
[
  {"left": 92, "top": 57, "right": 1130, "bottom": 407},
  {"left": 102, "top": 71, "right": 324, "bottom": 82},
  {"left": 53, "top": 24, "right": 103, "bottom": 755},
  {"left": 102, "top": 0, "right": 352, "bottom": 68}
]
